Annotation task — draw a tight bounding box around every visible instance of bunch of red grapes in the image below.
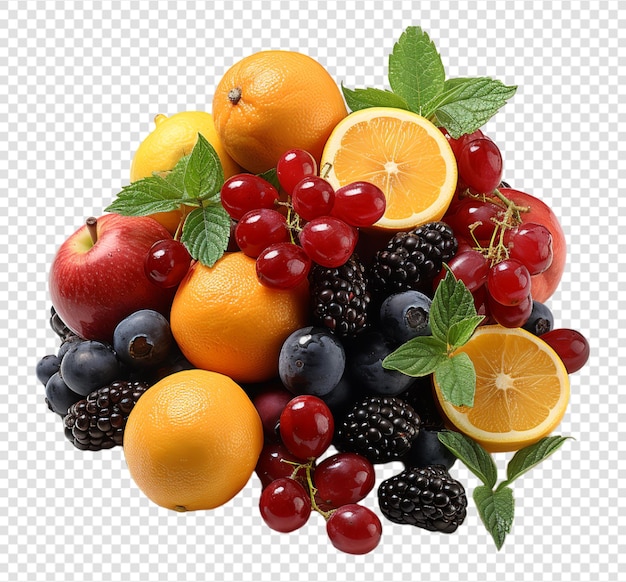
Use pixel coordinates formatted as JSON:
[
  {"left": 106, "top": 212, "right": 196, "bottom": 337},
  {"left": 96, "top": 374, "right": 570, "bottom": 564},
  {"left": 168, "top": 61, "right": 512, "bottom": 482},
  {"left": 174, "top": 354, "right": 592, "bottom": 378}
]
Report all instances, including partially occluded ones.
[
  {"left": 220, "top": 149, "right": 386, "bottom": 289},
  {"left": 439, "top": 128, "right": 555, "bottom": 328}
]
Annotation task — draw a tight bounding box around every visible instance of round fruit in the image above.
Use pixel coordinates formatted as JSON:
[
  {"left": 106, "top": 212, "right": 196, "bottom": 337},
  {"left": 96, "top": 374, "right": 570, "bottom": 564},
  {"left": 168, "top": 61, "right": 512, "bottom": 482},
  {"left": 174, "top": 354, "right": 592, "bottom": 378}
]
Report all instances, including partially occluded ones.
[
  {"left": 314, "top": 452, "right": 376, "bottom": 508},
  {"left": 144, "top": 239, "right": 192, "bottom": 289},
  {"left": 170, "top": 252, "right": 309, "bottom": 383},
  {"left": 59, "top": 340, "right": 123, "bottom": 396},
  {"left": 220, "top": 174, "right": 280, "bottom": 221},
  {"left": 320, "top": 107, "right": 457, "bottom": 231},
  {"left": 434, "top": 325, "right": 570, "bottom": 452},
  {"left": 259, "top": 477, "right": 312, "bottom": 533},
  {"left": 212, "top": 51, "right": 348, "bottom": 174},
  {"left": 255, "top": 243, "right": 312, "bottom": 290},
  {"left": 498, "top": 188, "right": 566, "bottom": 303},
  {"left": 129, "top": 111, "right": 241, "bottom": 233},
  {"left": 325, "top": 504, "right": 382, "bottom": 555},
  {"left": 299, "top": 217, "right": 358, "bottom": 268},
  {"left": 123, "top": 369, "right": 263, "bottom": 511},
  {"left": 276, "top": 149, "right": 318, "bottom": 195},
  {"left": 539, "top": 328, "right": 590, "bottom": 374},
  {"left": 279, "top": 395, "right": 334, "bottom": 460},
  {"left": 457, "top": 137, "right": 503, "bottom": 194}
]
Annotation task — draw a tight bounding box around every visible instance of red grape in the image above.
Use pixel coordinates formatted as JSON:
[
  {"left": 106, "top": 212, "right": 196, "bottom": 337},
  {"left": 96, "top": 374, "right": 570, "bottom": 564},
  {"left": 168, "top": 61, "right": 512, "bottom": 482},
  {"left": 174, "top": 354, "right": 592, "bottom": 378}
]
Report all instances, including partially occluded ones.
[
  {"left": 276, "top": 149, "right": 317, "bottom": 195},
  {"left": 279, "top": 395, "right": 334, "bottom": 460},
  {"left": 540, "top": 328, "right": 590, "bottom": 374},
  {"left": 259, "top": 477, "right": 311, "bottom": 532},
  {"left": 252, "top": 384, "right": 294, "bottom": 443},
  {"left": 255, "top": 242, "right": 311, "bottom": 289},
  {"left": 331, "top": 181, "right": 386, "bottom": 227},
  {"left": 220, "top": 174, "right": 279, "bottom": 220},
  {"left": 299, "top": 216, "right": 358, "bottom": 268},
  {"left": 292, "top": 176, "right": 335, "bottom": 221},
  {"left": 144, "top": 239, "right": 192, "bottom": 288},
  {"left": 487, "top": 292, "right": 533, "bottom": 328},
  {"left": 444, "top": 197, "right": 502, "bottom": 243},
  {"left": 235, "top": 208, "right": 290, "bottom": 258},
  {"left": 433, "top": 249, "right": 489, "bottom": 292},
  {"left": 255, "top": 442, "right": 308, "bottom": 489},
  {"left": 445, "top": 128, "right": 485, "bottom": 160},
  {"left": 506, "top": 222, "right": 554, "bottom": 275},
  {"left": 487, "top": 258, "right": 532, "bottom": 306},
  {"left": 314, "top": 452, "right": 375, "bottom": 508},
  {"left": 458, "top": 137, "right": 503, "bottom": 194},
  {"left": 326, "top": 504, "right": 382, "bottom": 555}
]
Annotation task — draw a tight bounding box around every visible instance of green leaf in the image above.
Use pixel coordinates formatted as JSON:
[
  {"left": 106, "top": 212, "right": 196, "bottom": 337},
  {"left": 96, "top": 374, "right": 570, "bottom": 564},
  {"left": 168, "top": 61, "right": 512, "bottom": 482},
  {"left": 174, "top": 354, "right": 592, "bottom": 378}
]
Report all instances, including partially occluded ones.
[
  {"left": 388, "top": 26, "right": 446, "bottom": 115},
  {"left": 430, "top": 270, "right": 478, "bottom": 345},
  {"left": 382, "top": 336, "right": 447, "bottom": 377},
  {"left": 105, "top": 175, "right": 190, "bottom": 216},
  {"left": 473, "top": 485, "right": 515, "bottom": 550},
  {"left": 504, "top": 436, "right": 573, "bottom": 486},
  {"left": 183, "top": 133, "right": 224, "bottom": 201},
  {"left": 431, "top": 77, "right": 517, "bottom": 139},
  {"left": 341, "top": 85, "right": 410, "bottom": 112},
  {"left": 180, "top": 204, "right": 231, "bottom": 267},
  {"left": 438, "top": 430, "right": 498, "bottom": 488},
  {"left": 447, "top": 315, "right": 485, "bottom": 349},
  {"left": 434, "top": 351, "right": 476, "bottom": 407},
  {"left": 257, "top": 167, "right": 280, "bottom": 191}
]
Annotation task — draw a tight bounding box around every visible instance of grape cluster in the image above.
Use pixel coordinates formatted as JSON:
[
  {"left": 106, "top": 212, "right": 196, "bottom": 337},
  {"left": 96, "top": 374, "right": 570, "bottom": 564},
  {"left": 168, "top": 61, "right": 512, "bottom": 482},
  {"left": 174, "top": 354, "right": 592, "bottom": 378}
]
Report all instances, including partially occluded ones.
[
  {"left": 254, "top": 393, "right": 382, "bottom": 555},
  {"left": 220, "top": 148, "right": 386, "bottom": 289}
]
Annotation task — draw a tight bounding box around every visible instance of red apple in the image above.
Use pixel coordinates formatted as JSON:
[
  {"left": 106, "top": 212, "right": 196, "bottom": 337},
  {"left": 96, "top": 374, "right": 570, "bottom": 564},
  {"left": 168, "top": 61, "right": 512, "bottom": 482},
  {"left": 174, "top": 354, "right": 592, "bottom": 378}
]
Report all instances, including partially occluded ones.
[
  {"left": 49, "top": 213, "right": 176, "bottom": 343},
  {"left": 499, "top": 188, "right": 566, "bottom": 303}
]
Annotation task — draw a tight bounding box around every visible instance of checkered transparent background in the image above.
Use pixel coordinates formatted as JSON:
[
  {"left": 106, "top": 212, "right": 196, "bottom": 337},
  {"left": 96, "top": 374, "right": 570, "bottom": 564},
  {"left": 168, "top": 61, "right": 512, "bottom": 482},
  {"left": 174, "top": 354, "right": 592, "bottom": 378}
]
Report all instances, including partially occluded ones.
[{"left": 1, "top": 1, "right": 625, "bottom": 580}]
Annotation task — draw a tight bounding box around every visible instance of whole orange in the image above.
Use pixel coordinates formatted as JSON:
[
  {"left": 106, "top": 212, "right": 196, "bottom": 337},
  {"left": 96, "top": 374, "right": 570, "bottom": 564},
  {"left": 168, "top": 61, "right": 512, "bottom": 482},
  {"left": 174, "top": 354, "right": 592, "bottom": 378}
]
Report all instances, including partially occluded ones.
[
  {"left": 130, "top": 111, "right": 242, "bottom": 234},
  {"left": 212, "top": 51, "right": 348, "bottom": 174},
  {"left": 123, "top": 369, "right": 263, "bottom": 511},
  {"left": 170, "top": 252, "right": 310, "bottom": 383}
]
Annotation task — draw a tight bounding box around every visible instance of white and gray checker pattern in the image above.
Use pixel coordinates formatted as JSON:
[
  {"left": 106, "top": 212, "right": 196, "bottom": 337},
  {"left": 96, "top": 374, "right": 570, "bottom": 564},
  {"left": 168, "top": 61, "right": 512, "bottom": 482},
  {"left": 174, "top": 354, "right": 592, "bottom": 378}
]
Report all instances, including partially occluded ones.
[{"left": 1, "top": 1, "right": 624, "bottom": 580}]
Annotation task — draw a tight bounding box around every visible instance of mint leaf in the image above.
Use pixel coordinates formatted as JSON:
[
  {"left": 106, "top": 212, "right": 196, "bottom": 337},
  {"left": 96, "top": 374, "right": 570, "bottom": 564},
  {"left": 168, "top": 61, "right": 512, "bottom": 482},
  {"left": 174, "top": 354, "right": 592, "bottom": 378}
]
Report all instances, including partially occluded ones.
[
  {"left": 431, "top": 77, "right": 517, "bottom": 138},
  {"left": 105, "top": 175, "right": 190, "bottom": 216},
  {"left": 447, "top": 315, "right": 485, "bottom": 349},
  {"left": 438, "top": 431, "right": 498, "bottom": 488},
  {"left": 388, "top": 26, "right": 445, "bottom": 115},
  {"left": 183, "top": 133, "right": 224, "bottom": 201},
  {"left": 434, "top": 351, "right": 476, "bottom": 407},
  {"left": 382, "top": 336, "right": 447, "bottom": 377},
  {"left": 504, "top": 436, "right": 572, "bottom": 486},
  {"left": 180, "top": 204, "right": 231, "bottom": 267},
  {"left": 341, "top": 85, "right": 410, "bottom": 112},
  {"left": 430, "top": 270, "right": 478, "bottom": 345},
  {"left": 473, "top": 485, "right": 515, "bottom": 550},
  {"left": 258, "top": 167, "right": 280, "bottom": 191}
]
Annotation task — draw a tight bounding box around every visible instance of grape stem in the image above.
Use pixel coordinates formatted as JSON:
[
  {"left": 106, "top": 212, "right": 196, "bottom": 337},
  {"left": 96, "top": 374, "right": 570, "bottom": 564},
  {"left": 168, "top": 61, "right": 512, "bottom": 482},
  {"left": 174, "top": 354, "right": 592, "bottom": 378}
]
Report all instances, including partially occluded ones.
[
  {"left": 463, "top": 188, "right": 530, "bottom": 266},
  {"left": 280, "top": 458, "right": 336, "bottom": 520}
]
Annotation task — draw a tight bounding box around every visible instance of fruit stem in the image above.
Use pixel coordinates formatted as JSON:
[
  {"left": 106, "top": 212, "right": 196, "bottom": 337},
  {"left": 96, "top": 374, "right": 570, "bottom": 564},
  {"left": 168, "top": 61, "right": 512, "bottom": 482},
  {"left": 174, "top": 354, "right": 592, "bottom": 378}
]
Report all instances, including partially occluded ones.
[
  {"left": 86, "top": 216, "right": 98, "bottom": 244},
  {"left": 228, "top": 87, "right": 242, "bottom": 105},
  {"left": 280, "top": 458, "right": 335, "bottom": 520}
]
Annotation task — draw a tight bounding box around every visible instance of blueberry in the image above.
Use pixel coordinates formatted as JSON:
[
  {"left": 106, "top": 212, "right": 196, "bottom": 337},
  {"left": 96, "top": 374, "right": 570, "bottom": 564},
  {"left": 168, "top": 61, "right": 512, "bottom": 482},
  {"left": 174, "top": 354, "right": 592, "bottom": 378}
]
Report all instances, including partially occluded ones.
[
  {"left": 113, "top": 309, "right": 174, "bottom": 370},
  {"left": 379, "top": 290, "right": 432, "bottom": 345},
  {"left": 57, "top": 335, "right": 82, "bottom": 359},
  {"left": 402, "top": 429, "right": 457, "bottom": 470},
  {"left": 345, "top": 331, "right": 415, "bottom": 396},
  {"left": 45, "top": 372, "right": 83, "bottom": 417},
  {"left": 279, "top": 326, "right": 345, "bottom": 397},
  {"left": 522, "top": 301, "right": 554, "bottom": 336},
  {"left": 36, "top": 354, "right": 61, "bottom": 386},
  {"left": 60, "top": 340, "right": 123, "bottom": 396}
]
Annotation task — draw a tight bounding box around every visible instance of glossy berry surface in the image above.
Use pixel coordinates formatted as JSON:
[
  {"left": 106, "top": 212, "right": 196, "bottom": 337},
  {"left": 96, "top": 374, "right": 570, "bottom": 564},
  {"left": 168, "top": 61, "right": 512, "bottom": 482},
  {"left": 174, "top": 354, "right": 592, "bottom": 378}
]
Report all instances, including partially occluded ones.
[
  {"left": 235, "top": 208, "right": 290, "bottom": 258},
  {"left": 326, "top": 504, "right": 382, "bottom": 555},
  {"left": 487, "top": 292, "right": 533, "bottom": 328},
  {"left": 279, "top": 395, "right": 334, "bottom": 460},
  {"left": 254, "top": 442, "right": 308, "bottom": 489},
  {"left": 221, "top": 174, "right": 279, "bottom": 220},
  {"left": 276, "top": 149, "right": 317, "bottom": 195},
  {"left": 45, "top": 372, "right": 83, "bottom": 416},
  {"left": 252, "top": 385, "right": 294, "bottom": 443},
  {"left": 331, "top": 181, "right": 386, "bottom": 227},
  {"left": 314, "top": 452, "right": 375, "bottom": 508},
  {"left": 434, "top": 249, "right": 489, "bottom": 293},
  {"left": 299, "top": 216, "right": 358, "bottom": 268},
  {"left": 522, "top": 300, "right": 555, "bottom": 336},
  {"left": 457, "top": 137, "right": 503, "bottom": 194},
  {"left": 379, "top": 290, "right": 432, "bottom": 344},
  {"left": 540, "top": 328, "right": 590, "bottom": 374},
  {"left": 255, "top": 242, "right": 311, "bottom": 289},
  {"left": 445, "top": 197, "right": 501, "bottom": 244},
  {"left": 144, "top": 239, "right": 192, "bottom": 289},
  {"left": 36, "top": 354, "right": 61, "bottom": 386},
  {"left": 259, "top": 477, "right": 311, "bottom": 533},
  {"left": 291, "top": 176, "right": 335, "bottom": 221},
  {"left": 487, "top": 258, "right": 532, "bottom": 306},
  {"left": 506, "top": 222, "right": 554, "bottom": 275}
]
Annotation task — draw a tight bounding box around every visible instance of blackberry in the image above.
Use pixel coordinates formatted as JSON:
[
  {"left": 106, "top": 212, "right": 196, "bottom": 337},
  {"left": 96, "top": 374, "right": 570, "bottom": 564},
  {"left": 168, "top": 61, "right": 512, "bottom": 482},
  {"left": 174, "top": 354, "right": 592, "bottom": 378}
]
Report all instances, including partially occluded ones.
[
  {"left": 335, "top": 395, "right": 421, "bottom": 464},
  {"left": 309, "top": 254, "right": 371, "bottom": 337},
  {"left": 369, "top": 222, "right": 458, "bottom": 298},
  {"left": 378, "top": 465, "right": 467, "bottom": 533},
  {"left": 63, "top": 380, "right": 149, "bottom": 451}
]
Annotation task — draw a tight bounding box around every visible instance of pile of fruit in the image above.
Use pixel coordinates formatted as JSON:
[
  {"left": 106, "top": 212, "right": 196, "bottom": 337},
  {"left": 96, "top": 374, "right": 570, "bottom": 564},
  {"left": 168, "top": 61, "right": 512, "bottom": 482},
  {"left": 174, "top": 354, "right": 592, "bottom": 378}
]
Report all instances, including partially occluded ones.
[{"left": 36, "top": 27, "right": 590, "bottom": 554}]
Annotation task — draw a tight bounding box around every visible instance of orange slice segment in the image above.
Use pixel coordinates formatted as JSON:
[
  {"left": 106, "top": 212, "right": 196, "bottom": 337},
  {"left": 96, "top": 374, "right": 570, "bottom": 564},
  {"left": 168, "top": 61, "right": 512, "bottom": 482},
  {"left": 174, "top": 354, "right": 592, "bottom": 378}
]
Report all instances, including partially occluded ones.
[
  {"left": 434, "top": 325, "right": 570, "bottom": 453},
  {"left": 320, "top": 107, "right": 457, "bottom": 231}
]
